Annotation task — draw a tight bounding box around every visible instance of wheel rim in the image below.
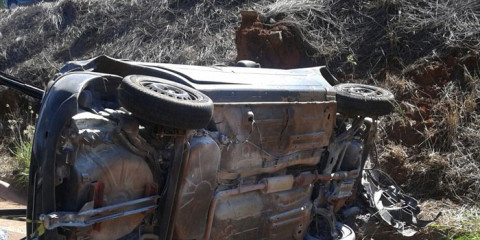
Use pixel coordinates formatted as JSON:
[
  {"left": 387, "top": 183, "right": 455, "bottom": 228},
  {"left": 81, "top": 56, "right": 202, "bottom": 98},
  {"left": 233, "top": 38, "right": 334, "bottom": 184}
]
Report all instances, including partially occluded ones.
[
  {"left": 141, "top": 81, "right": 198, "bottom": 101},
  {"left": 342, "top": 85, "right": 384, "bottom": 97}
]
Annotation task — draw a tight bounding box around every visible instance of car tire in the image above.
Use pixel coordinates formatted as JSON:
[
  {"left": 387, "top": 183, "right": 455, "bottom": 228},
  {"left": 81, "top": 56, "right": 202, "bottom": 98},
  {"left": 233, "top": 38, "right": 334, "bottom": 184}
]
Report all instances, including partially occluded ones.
[
  {"left": 118, "top": 75, "right": 214, "bottom": 129},
  {"left": 334, "top": 83, "right": 395, "bottom": 117}
]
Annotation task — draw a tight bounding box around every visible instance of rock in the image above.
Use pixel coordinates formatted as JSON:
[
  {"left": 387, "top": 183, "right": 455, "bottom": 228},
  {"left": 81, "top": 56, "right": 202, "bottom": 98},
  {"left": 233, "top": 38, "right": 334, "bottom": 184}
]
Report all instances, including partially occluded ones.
[{"left": 235, "top": 11, "right": 314, "bottom": 69}]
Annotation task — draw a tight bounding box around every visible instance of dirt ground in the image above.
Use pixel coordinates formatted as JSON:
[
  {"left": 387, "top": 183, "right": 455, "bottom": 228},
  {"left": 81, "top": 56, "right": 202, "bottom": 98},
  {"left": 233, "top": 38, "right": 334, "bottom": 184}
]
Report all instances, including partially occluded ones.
[
  {"left": 0, "top": 199, "right": 458, "bottom": 240},
  {"left": 0, "top": 200, "right": 26, "bottom": 240}
]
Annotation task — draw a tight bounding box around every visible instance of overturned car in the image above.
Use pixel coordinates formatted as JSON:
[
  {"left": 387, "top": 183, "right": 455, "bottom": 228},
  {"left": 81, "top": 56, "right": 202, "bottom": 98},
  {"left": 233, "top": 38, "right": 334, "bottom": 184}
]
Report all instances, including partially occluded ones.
[{"left": 15, "top": 56, "right": 404, "bottom": 240}]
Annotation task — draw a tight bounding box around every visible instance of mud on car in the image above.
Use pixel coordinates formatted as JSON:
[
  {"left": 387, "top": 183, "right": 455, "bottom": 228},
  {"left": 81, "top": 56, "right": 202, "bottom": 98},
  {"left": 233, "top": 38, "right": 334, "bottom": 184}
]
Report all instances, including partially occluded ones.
[{"left": 22, "top": 56, "right": 398, "bottom": 240}]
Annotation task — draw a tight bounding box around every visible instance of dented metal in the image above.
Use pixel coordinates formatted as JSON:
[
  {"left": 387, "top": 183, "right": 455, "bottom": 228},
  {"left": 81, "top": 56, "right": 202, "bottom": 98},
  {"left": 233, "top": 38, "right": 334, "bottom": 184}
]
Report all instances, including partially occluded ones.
[{"left": 26, "top": 57, "right": 400, "bottom": 240}]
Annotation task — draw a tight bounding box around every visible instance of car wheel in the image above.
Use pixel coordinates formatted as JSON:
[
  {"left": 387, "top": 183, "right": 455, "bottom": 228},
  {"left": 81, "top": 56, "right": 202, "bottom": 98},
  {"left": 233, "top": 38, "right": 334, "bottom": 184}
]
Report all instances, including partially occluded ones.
[
  {"left": 334, "top": 83, "right": 395, "bottom": 117},
  {"left": 118, "top": 75, "right": 214, "bottom": 129}
]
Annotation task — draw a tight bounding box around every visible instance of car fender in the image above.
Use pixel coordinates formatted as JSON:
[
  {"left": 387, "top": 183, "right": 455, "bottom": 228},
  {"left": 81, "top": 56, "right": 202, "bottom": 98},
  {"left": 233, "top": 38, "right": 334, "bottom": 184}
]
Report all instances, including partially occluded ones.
[{"left": 28, "top": 72, "right": 121, "bottom": 238}]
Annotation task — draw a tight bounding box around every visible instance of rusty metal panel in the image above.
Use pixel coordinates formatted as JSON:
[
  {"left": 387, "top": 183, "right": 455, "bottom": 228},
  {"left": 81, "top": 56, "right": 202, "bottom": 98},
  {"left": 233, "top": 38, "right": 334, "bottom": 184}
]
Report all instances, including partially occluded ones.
[
  {"left": 210, "top": 185, "right": 312, "bottom": 240},
  {"left": 267, "top": 202, "right": 312, "bottom": 240},
  {"left": 213, "top": 102, "right": 336, "bottom": 178}
]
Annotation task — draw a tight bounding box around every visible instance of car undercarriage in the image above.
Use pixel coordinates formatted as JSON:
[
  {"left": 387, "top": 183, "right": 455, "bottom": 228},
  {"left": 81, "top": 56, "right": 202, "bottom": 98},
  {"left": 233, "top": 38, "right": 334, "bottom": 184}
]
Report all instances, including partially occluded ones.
[{"left": 0, "top": 56, "right": 435, "bottom": 240}]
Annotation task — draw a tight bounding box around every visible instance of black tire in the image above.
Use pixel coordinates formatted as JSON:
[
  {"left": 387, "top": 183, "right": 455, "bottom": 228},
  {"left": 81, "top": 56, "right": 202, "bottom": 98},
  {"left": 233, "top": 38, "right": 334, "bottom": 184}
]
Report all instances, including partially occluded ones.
[
  {"left": 334, "top": 83, "right": 395, "bottom": 117},
  {"left": 118, "top": 75, "right": 213, "bottom": 129}
]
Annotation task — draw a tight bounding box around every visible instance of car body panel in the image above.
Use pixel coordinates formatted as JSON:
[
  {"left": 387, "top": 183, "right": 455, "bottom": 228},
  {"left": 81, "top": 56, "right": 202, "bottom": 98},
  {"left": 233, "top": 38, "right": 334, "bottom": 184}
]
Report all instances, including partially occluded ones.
[
  {"left": 60, "top": 56, "right": 336, "bottom": 102},
  {"left": 27, "top": 56, "right": 377, "bottom": 240}
]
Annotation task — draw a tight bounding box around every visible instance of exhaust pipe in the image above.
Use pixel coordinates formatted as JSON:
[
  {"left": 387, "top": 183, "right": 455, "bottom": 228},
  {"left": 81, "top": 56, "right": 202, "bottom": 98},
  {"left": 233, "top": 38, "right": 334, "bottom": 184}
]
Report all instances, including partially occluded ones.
[{"left": 0, "top": 71, "right": 44, "bottom": 99}]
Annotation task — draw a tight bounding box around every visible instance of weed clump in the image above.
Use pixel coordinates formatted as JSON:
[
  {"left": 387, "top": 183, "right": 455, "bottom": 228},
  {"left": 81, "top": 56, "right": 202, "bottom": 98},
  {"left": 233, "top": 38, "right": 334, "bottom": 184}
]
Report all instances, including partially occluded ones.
[{"left": 2, "top": 104, "right": 36, "bottom": 190}]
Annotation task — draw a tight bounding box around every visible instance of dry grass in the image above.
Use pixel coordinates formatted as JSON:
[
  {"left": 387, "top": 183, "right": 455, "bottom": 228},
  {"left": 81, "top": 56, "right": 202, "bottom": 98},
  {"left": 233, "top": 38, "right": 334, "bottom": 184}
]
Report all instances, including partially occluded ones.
[
  {"left": 0, "top": 0, "right": 479, "bottom": 236},
  {"left": 256, "top": 0, "right": 357, "bottom": 60},
  {"left": 253, "top": 0, "right": 480, "bottom": 78},
  {"left": 0, "top": 0, "right": 478, "bottom": 200},
  {"left": 420, "top": 200, "right": 480, "bottom": 239},
  {"left": 1, "top": 0, "right": 478, "bottom": 81},
  {"left": 378, "top": 69, "right": 480, "bottom": 202},
  {"left": 0, "top": 0, "right": 247, "bottom": 84}
]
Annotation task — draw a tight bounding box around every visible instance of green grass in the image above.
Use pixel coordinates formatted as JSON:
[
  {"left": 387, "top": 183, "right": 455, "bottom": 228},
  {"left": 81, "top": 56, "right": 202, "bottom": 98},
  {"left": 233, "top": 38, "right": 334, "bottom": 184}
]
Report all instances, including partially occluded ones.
[
  {"left": 5, "top": 105, "right": 35, "bottom": 190},
  {"left": 454, "top": 234, "right": 480, "bottom": 240},
  {"left": 10, "top": 138, "right": 32, "bottom": 189},
  {"left": 428, "top": 206, "right": 480, "bottom": 240}
]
